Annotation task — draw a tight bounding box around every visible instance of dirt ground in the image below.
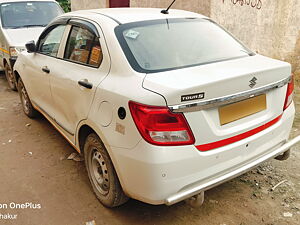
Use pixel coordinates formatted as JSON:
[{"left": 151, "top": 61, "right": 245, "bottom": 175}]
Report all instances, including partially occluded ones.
[{"left": 0, "top": 72, "right": 299, "bottom": 225}]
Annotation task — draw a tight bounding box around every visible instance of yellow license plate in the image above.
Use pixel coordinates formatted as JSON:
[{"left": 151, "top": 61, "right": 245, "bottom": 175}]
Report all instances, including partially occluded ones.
[{"left": 219, "top": 94, "right": 267, "bottom": 125}]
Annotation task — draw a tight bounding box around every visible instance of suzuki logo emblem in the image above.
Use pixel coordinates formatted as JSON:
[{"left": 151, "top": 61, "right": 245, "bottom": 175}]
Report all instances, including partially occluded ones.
[{"left": 249, "top": 77, "right": 257, "bottom": 88}]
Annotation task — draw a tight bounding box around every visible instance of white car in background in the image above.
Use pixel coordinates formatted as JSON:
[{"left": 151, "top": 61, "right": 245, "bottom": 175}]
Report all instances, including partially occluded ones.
[
  {"left": 13, "top": 8, "right": 300, "bottom": 208},
  {"left": 0, "top": 0, "right": 63, "bottom": 90}
]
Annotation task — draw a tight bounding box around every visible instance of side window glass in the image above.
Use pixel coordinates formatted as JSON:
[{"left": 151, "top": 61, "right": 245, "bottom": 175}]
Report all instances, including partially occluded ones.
[
  {"left": 64, "top": 26, "right": 103, "bottom": 67},
  {"left": 39, "top": 25, "right": 66, "bottom": 57}
]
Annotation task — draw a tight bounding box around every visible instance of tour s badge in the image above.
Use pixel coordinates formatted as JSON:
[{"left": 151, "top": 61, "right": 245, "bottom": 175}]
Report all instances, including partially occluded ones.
[{"left": 181, "top": 92, "right": 205, "bottom": 102}]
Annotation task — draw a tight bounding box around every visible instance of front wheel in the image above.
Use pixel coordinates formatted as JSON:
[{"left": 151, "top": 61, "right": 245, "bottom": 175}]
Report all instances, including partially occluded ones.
[
  {"left": 84, "top": 133, "right": 129, "bottom": 207},
  {"left": 5, "top": 63, "right": 17, "bottom": 91},
  {"left": 18, "top": 78, "right": 38, "bottom": 118}
]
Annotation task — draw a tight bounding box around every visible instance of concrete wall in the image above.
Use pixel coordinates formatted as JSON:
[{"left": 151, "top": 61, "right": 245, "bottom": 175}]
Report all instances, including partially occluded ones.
[
  {"left": 71, "top": 0, "right": 210, "bottom": 16},
  {"left": 70, "top": 0, "right": 300, "bottom": 75},
  {"left": 130, "top": 0, "right": 210, "bottom": 17},
  {"left": 210, "top": 0, "right": 300, "bottom": 75},
  {"left": 71, "top": 0, "right": 108, "bottom": 11}
]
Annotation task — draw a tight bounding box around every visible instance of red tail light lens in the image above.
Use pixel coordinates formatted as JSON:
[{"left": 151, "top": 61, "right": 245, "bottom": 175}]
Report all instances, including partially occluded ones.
[
  {"left": 129, "top": 101, "right": 195, "bottom": 146},
  {"left": 283, "top": 75, "right": 294, "bottom": 111}
]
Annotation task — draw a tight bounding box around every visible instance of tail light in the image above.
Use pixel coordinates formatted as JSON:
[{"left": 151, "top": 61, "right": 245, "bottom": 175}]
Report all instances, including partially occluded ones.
[
  {"left": 283, "top": 75, "right": 294, "bottom": 111},
  {"left": 129, "top": 101, "right": 195, "bottom": 146}
]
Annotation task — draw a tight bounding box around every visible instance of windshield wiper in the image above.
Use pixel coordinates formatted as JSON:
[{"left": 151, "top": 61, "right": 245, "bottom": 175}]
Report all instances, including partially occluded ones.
[
  {"left": 5, "top": 24, "right": 47, "bottom": 29},
  {"left": 5, "top": 26, "right": 22, "bottom": 29},
  {"left": 22, "top": 24, "right": 48, "bottom": 28}
]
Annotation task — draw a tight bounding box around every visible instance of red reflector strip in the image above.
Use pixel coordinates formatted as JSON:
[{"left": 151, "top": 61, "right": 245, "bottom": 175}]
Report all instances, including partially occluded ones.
[{"left": 196, "top": 115, "right": 282, "bottom": 151}]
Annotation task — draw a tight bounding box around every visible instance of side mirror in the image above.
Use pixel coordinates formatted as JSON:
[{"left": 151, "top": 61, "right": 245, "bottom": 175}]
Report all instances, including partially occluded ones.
[{"left": 25, "top": 40, "right": 36, "bottom": 53}]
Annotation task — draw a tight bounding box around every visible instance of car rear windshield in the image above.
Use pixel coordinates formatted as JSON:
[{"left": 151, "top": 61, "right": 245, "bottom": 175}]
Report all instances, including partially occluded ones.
[
  {"left": 1, "top": 1, "right": 63, "bottom": 29},
  {"left": 115, "top": 18, "right": 254, "bottom": 73}
]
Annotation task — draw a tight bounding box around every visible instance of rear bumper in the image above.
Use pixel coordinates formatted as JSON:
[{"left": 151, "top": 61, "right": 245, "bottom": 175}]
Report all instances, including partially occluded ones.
[
  {"left": 110, "top": 104, "right": 297, "bottom": 205},
  {"left": 165, "top": 134, "right": 300, "bottom": 205}
]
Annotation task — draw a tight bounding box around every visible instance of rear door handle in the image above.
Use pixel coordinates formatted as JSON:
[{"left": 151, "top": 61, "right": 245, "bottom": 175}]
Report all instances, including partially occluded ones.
[
  {"left": 78, "top": 79, "right": 93, "bottom": 89},
  {"left": 42, "top": 66, "right": 50, "bottom": 74}
]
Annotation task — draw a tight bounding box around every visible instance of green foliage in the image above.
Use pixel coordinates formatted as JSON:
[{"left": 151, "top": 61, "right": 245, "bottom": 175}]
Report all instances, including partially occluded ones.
[{"left": 56, "top": 0, "right": 71, "bottom": 12}]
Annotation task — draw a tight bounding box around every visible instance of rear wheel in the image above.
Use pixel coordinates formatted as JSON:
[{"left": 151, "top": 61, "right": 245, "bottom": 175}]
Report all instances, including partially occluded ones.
[
  {"left": 18, "top": 78, "right": 38, "bottom": 118},
  {"left": 84, "top": 133, "right": 129, "bottom": 207},
  {"left": 4, "top": 63, "right": 17, "bottom": 91}
]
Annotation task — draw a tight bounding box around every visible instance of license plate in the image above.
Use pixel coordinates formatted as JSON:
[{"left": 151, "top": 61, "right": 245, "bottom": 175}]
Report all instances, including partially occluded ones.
[{"left": 219, "top": 94, "right": 267, "bottom": 125}]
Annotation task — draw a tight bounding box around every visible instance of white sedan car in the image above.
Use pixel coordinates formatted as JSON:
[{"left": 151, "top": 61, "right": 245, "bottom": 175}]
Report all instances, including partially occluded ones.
[{"left": 14, "top": 8, "right": 300, "bottom": 207}]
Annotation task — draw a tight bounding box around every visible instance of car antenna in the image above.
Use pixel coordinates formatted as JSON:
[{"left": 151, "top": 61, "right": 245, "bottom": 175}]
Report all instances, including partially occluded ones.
[{"left": 161, "top": 0, "right": 177, "bottom": 14}]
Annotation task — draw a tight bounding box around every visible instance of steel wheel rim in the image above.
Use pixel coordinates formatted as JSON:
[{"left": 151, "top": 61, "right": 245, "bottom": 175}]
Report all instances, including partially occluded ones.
[
  {"left": 89, "top": 148, "right": 110, "bottom": 195},
  {"left": 5, "top": 65, "right": 14, "bottom": 88},
  {"left": 21, "top": 86, "right": 30, "bottom": 114}
]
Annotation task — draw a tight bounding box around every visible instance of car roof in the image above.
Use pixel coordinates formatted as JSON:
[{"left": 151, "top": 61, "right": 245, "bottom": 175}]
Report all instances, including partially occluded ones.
[
  {"left": 65, "top": 8, "right": 207, "bottom": 24},
  {"left": 0, "top": 0, "right": 57, "bottom": 3}
]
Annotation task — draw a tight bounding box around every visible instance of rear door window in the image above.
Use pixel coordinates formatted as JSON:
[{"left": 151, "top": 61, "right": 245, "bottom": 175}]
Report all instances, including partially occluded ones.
[{"left": 64, "top": 26, "right": 103, "bottom": 67}]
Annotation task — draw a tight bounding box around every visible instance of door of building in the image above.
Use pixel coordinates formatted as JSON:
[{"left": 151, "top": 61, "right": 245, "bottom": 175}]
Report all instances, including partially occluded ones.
[{"left": 109, "top": 0, "right": 129, "bottom": 7}]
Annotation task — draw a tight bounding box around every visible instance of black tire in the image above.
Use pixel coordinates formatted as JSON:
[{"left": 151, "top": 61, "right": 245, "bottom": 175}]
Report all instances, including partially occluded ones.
[
  {"left": 17, "top": 78, "right": 38, "bottom": 118},
  {"left": 84, "top": 133, "right": 129, "bottom": 207},
  {"left": 4, "top": 63, "right": 17, "bottom": 91}
]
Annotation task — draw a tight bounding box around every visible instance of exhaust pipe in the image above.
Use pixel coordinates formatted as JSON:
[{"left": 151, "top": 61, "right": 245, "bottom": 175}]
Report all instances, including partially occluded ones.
[
  {"left": 185, "top": 191, "right": 205, "bottom": 208},
  {"left": 275, "top": 149, "right": 290, "bottom": 161}
]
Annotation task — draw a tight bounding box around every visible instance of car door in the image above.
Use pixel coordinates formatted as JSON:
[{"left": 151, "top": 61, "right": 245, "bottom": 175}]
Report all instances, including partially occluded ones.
[
  {"left": 23, "top": 24, "right": 68, "bottom": 118},
  {"left": 49, "top": 19, "right": 110, "bottom": 136}
]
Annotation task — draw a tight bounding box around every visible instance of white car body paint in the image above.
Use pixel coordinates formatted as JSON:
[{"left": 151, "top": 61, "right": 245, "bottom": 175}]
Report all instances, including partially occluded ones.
[{"left": 14, "top": 8, "right": 300, "bottom": 205}]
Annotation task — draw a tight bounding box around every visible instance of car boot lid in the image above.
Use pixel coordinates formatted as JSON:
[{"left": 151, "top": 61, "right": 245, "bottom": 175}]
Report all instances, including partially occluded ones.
[{"left": 143, "top": 54, "right": 291, "bottom": 108}]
